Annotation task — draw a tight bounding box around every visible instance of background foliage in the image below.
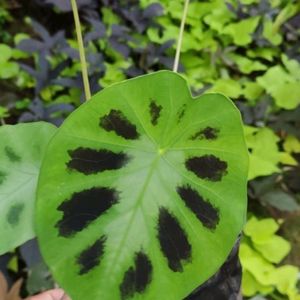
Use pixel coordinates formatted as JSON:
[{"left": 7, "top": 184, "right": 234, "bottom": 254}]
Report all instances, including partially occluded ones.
[{"left": 0, "top": 0, "right": 299, "bottom": 299}]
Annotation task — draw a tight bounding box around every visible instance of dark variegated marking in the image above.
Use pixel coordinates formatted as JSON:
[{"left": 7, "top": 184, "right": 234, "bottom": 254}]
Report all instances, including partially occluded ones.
[
  {"left": 0, "top": 171, "right": 7, "bottom": 184},
  {"left": 120, "top": 251, "right": 153, "bottom": 300},
  {"left": 149, "top": 100, "right": 162, "bottom": 126},
  {"left": 99, "top": 109, "right": 139, "bottom": 140},
  {"left": 77, "top": 235, "right": 106, "bottom": 275},
  {"left": 185, "top": 155, "right": 228, "bottom": 182},
  {"left": 177, "top": 185, "right": 220, "bottom": 230},
  {"left": 7, "top": 203, "right": 24, "bottom": 226},
  {"left": 4, "top": 146, "right": 21, "bottom": 162},
  {"left": 191, "top": 127, "right": 219, "bottom": 140},
  {"left": 177, "top": 104, "right": 187, "bottom": 122},
  {"left": 157, "top": 207, "right": 191, "bottom": 272},
  {"left": 67, "top": 147, "right": 130, "bottom": 175},
  {"left": 56, "top": 187, "right": 119, "bottom": 237}
]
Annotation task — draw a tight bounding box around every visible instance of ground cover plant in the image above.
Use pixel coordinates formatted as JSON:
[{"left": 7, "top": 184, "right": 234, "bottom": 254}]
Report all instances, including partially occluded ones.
[{"left": 0, "top": 0, "right": 300, "bottom": 299}]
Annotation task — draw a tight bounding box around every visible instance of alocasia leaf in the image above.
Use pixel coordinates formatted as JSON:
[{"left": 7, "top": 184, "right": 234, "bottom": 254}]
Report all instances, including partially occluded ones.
[
  {"left": 0, "top": 122, "right": 56, "bottom": 255},
  {"left": 36, "top": 71, "right": 248, "bottom": 300}
]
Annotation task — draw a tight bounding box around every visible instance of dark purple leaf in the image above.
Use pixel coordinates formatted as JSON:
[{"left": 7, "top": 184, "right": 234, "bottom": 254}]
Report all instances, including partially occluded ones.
[
  {"left": 17, "top": 39, "right": 44, "bottom": 53},
  {"left": 45, "top": 0, "right": 96, "bottom": 12},
  {"left": 143, "top": 3, "right": 163, "bottom": 19}
]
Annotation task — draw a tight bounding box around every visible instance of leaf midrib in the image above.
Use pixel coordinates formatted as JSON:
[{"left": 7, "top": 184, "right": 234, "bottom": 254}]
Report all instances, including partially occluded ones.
[{"left": 103, "top": 154, "right": 161, "bottom": 290}]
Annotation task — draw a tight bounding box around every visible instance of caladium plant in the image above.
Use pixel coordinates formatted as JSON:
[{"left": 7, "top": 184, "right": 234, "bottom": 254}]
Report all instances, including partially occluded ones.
[
  {"left": 35, "top": 70, "right": 248, "bottom": 300},
  {"left": 0, "top": 122, "right": 56, "bottom": 255}
]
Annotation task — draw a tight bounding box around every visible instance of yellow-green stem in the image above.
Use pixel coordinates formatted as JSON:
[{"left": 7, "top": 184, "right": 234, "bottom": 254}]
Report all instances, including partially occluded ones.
[
  {"left": 173, "top": 0, "right": 190, "bottom": 72},
  {"left": 71, "top": 0, "right": 91, "bottom": 101}
]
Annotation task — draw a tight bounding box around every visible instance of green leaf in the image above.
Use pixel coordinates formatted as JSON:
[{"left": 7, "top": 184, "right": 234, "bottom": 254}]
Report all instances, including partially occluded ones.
[
  {"left": 244, "top": 217, "right": 279, "bottom": 243},
  {"left": 262, "top": 19, "right": 282, "bottom": 46},
  {"left": 257, "top": 65, "right": 300, "bottom": 109},
  {"left": 0, "top": 44, "right": 12, "bottom": 63},
  {"left": 227, "top": 54, "right": 267, "bottom": 74},
  {"left": 36, "top": 71, "right": 248, "bottom": 300},
  {"left": 99, "top": 61, "right": 130, "bottom": 88},
  {"left": 253, "top": 235, "right": 291, "bottom": 264},
  {"left": 203, "top": 2, "right": 234, "bottom": 33},
  {"left": 0, "top": 106, "right": 9, "bottom": 119},
  {"left": 242, "top": 82, "right": 264, "bottom": 102},
  {"left": 209, "top": 78, "right": 242, "bottom": 99},
  {"left": 267, "top": 265, "right": 299, "bottom": 296},
  {"left": 0, "top": 122, "right": 56, "bottom": 255},
  {"left": 0, "top": 61, "right": 19, "bottom": 79},
  {"left": 239, "top": 243, "right": 275, "bottom": 286},
  {"left": 241, "top": 270, "right": 274, "bottom": 297},
  {"left": 240, "top": 0, "right": 259, "bottom": 4},
  {"left": 245, "top": 127, "right": 281, "bottom": 180},
  {"left": 247, "top": 48, "right": 278, "bottom": 62},
  {"left": 223, "top": 17, "right": 260, "bottom": 46},
  {"left": 284, "top": 135, "right": 300, "bottom": 153},
  {"left": 147, "top": 19, "right": 199, "bottom": 52},
  {"left": 271, "top": 82, "right": 300, "bottom": 109},
  {"left": 282, "top": 54, "right": 300, "bottom": 80}
]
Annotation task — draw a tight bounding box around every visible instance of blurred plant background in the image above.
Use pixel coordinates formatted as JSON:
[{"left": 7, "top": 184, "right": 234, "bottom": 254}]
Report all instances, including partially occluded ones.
[{"left": 0, "top": 0, "right": 299, "bottom": 299}]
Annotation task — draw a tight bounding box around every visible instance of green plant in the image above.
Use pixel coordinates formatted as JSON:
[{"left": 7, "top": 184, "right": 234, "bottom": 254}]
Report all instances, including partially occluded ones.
[
  {"left": 0, "top": 1, "right": 250, "bottom": 299},
  {"left": 0, "top": 44, "right": 19, "bottom": 79},
  {"left": 240, "top": 217, "right": 300, "bottom": 300},
  {"left": 1, "top": 0, "right": 300, "bottom": 299}
]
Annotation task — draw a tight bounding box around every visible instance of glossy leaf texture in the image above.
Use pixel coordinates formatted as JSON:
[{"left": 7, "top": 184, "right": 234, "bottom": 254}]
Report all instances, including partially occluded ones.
[
  {"left": 36, "top": 71, "right": 248, "bottom": 300},
  {"left": 0, "top": 122, "right": 56, "bottom": 255}
]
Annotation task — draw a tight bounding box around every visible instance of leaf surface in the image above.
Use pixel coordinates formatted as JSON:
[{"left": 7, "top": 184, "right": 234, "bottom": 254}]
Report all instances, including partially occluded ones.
[
  {"left": 36, "top": 71, "right": 248, "bottom": 300},
  {"left": 0, "top": 122, "right": 56, "bottom": 255}
]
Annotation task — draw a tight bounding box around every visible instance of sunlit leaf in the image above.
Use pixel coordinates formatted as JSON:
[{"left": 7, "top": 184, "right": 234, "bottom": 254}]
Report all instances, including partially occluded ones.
[
  {"left": 262, "top": 19, "right": 282, "bottom": 46},
  {"left": 245, "top": 127, "right": 281, "bottom": 180},
  {"left": 36, "top": 71, "right": 248, "bottom": 300},
  {"left": 209, "top": 78, "right": 242, "bottom": 99},
  {"left": 244, "top": 217, "right": 279, "bottom": 243},
  {"left": 284, "top": 135, "right": 300, "bottom": 153},
  {"left": 223, "top": 17, "right": 260, "bottom": 46},
  {"left": 253, "top": 235, "right": 291, "bottom": 264},
  {"left": 0, "top": 122, "right": 56, "bottom": 255}
]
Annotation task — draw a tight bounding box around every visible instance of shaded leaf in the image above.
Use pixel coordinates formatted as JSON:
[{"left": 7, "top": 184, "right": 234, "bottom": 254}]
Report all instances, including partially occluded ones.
[
  {"left": 261, "top": 190, "right": 300, "bottom": 212},
  {"left": 0, "top": 122, "right": 57, "bottom": 255}
]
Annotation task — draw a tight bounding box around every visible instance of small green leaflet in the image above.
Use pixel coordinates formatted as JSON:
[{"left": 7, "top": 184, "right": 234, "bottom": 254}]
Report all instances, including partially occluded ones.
[
  {"left": 36, "top": 71, "right": 248, "bottom": 300},
  {"left": 0, "top": 122, "right": 56, "bottom": 255}
]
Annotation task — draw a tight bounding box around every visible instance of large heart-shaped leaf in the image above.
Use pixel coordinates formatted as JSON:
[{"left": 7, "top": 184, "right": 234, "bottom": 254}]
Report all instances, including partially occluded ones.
[
  {"left": 36, "top": 71, "right": 248, "bottom": 300},
  {"left": 0, "top": 122, "right": 56, "bottom": 255}
]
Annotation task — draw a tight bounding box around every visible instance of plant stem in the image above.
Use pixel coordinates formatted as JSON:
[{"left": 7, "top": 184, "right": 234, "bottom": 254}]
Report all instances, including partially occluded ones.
[
  {"left": 173, "top": 0, "right": 190, "bottom": 72},
  {"left": 70, "top": 0, "right": 91, "bottom": 101}
]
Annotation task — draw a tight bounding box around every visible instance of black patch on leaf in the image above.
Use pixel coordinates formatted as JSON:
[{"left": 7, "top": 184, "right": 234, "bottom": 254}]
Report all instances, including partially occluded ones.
[
  {"left": 77, "top": 235, "right": 106, "bottom": 275},
  {"left": 185, "top": 155, "right": 227, "bottom": 181},
  {"left": 157, "top": 207, "right": 191, "bottom": 272},
  {"left": 177, "top": 185, "right": 220, "bottom": 230},
  {"left": 149, "top": 100, "right": 162, "bottom": 126},
  {"left": 177, "top": 104, "right": 187, "bottom": 121},
  {"left": 191, "top": 127, "right": 219, "bottom": 140},
  {"left": 0, "top": 171, "right": 7, "bottom": 184},
  {"left": 7, "top": 203, "right": 24, "bottom": 226},
  {"left": 99, "top": 109, "right": 139, "bottom": 140},
  {"left": 56, "top": 187, "right": 118, "bottom": 237},
  {"left": 5, "top": 146, "right": 21, "bottom": 162},
  {"left": 67, "top": 147, "right": 130, "bottom": 175},
  {"left": 120, "top": 251, "right": 153, "bottom": 299}
]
